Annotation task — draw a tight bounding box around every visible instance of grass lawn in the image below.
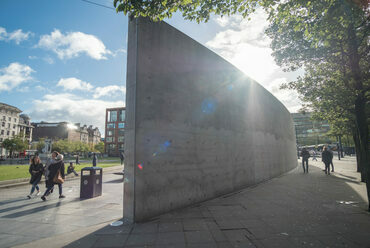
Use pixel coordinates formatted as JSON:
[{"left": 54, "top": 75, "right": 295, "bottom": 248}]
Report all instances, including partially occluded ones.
[{"left": 0, "top": 161, "right": 122, "bottom": 181}]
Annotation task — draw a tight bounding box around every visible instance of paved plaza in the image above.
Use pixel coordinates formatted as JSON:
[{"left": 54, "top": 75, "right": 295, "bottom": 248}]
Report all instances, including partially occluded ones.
[{"left": 0, "top": 157, "right": 369, "bottom": 247}]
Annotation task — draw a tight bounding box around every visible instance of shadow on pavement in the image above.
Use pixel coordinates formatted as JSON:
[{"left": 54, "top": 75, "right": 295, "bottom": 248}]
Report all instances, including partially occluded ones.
[
  {"left": 2, "top": 198, "right": 84, "bottom": 219},
  {"left": 61, "top": 166, "right": 370, "bottom": 248}
]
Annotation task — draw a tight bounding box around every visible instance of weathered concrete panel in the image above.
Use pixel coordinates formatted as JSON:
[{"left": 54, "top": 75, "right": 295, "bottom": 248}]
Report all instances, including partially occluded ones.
[{"left": 124, "top": 18, "right": 297, "bottom": 222}]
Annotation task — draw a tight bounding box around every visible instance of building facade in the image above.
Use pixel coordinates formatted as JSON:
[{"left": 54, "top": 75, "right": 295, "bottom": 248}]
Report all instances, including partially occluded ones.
[
  {"left": 32, "top": 122, "right": 101, "bottom": 145},
  {"left": 105, "top": 107, "right": 125, "bottom": 156},
  {"left": 0, "top": 103, "right": 34, "bottom": 156},
  {"left": 292, "top": 112, "right": 332, "bottom": 146}
]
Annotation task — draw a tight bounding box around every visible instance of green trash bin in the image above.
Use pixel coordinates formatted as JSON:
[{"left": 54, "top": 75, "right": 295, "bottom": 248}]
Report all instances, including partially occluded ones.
[{"left": 80, "top": 167, "right": 102, "bottom": 198}]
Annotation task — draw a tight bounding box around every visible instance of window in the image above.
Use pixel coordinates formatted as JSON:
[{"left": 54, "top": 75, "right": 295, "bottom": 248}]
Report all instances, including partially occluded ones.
[
  {"left": 108, "top": 144, "right": 116, "bottom": 149},
  {"left": 1, "top": 122, "right": 4, "bottom": 127},
  {"left": 8, "top": 117, "right": 11, "bottom": 121},
  {"left": 107, "top": 123, "right": 115, "bottom": 129},
  {"left": 118, "top": 136, "right": 124, "bottom": 142},
  {"left": 0, "top": 138, "right": 2, "bottom": 142},
  {"left": 1, "top": 130, "right": 4, "bottom": 135},
  {"left": 6, "top": 131, "right": 9, "bottom": 135},
  {"left": 2, "top": 116, "right": 5, "bottom": 121},
  {"left": 12, "top": 131, "right": 15, "bottom": 136},
  {"left": 7, "top": 123, "right": 10, "bottom": 128},
  {"left": 106, "top": 137, "right": 115, "bottom": 142},
  {"left": 118, "top": 123, "right": 125, "bottom": 129},
  {"left": 119, "top": 110, "right": 125, "bottom": 121},
  {"left": 119, "top": 144, "right": 124, "bottom": 149},
  {"left": 108, "top": 111, "right": 117, "bottom": 122},
  {"left": 14, "top": 118, "right": 17, "bottom": 122},
  {"left": 13, "top": 124, "right": 16, "bottom": 129},
  {"left": 107, "top": 130, "right": 114, "bottom": 136}
]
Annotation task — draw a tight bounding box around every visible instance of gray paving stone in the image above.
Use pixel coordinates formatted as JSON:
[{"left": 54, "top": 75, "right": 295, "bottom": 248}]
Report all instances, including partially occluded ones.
[
  {"left": 93, "top": 234, "right": 128, "bottom": 247},
  {"left": 185, "top": 230, "right": 214, "bottom": 243},
  {"left": 126, "top": 233, "right": 157, "bottom": 246},
  {"left": 159, "top": 221, "right": 183, "bottom": 232},
  {"left": 157, "top": 232, "right": 185, "bottom": 245}
]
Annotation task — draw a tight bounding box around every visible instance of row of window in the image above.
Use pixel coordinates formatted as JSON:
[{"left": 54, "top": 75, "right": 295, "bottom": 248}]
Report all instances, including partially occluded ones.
[
  {"left": 106, "top": 122, "right": 125, "bottom": 129},
  {"left": 2, "top": 116, "right": 17, "bottom": 122},
  {"left": 107, "top": 143, "right": 124, "bottom": 150},
  {"left": 1, "top": 122, "right": 17, "bottom": 129},
  {"left": 105, "top": 136, "right": 124, "bottom": 142},
  {"left": 0, "top": 130, "right": 15, "bottom": 136},
  {"left": 107, "top": 110, "right": 125, "bottom": 122}
]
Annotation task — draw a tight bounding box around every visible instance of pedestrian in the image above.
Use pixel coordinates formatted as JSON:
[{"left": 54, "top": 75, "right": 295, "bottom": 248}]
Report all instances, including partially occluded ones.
[
  {"left": 92, "top": 153, "right": 97, "bottom": 167},
  {"left": 329, "top": 148, "right": 334, "bottom": 172},
  {"left": 75, "top": 154, "right": 80, "bottom": 165},
  {"left": 322, "top": 146, "right": 332, "bottom": 175},
  {"left": 301, "top": 147, "right": 310, "bottom": 173},
  {"left": 67, "top": 162, "right": 79, "bottom": 176},
  {"left": 41, "top": 154, "right": 66, "bottom": 201},
  {"left": 312, "top": 150, "right": 317, "bottom": 161},
  {"left": 27, "top": 155, "right": 44, "bottom": 199},
  {"left": 120, "top": 151, "right": 124, "bottom": 165}
]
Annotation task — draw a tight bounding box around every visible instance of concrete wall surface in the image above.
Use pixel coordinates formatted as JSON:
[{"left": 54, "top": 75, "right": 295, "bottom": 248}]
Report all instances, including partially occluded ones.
[{"left": 124, "top": 18, "right": 297, "bottom": 222}]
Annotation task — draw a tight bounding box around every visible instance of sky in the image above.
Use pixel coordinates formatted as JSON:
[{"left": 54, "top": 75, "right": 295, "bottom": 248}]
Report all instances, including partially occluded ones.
[{"left": 0, "top": 0, "right": 302, "bottom": 136}]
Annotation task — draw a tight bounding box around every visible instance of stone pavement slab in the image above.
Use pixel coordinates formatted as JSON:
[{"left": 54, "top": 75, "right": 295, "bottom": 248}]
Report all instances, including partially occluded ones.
[
  {"left": 3, "top": 156, "right": 370, "bottom": 248},
  {"left": 0, "top": 167, "right": 124, "bottom": 248}
]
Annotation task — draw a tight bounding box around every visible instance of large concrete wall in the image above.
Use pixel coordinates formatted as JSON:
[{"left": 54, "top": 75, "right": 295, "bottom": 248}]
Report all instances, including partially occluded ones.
[{"left": 124, "top": 18, "right": 297, "bottom": 222}]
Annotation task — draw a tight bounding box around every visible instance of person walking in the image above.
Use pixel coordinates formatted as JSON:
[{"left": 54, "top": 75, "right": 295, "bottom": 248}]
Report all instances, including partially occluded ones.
[
  {"left": 301, "top": 147, "right": 310, "bottom": 173},
  {"left": 41, "top": 154, "right": 66, "bottom": 201},
  {"left": 120, "top": 151, "right": 124, "bottom": 165},
  {"left": 322, "top": 146, "right": 332, "bottom": 175},
  {"left": 75, "top": 154, "right": 80, "bottom": 165},
  {"left": 92, "top": 153, "right": 97, "bottom": 167},
  {"left": 329, "top": 148, "right": 334, "bottom": 172},
  {"left": 27, "top": 156, "right": 44, "bottom": 199},
  {"left": 312, "top": 150, "right": 317, "bottom": 161}
]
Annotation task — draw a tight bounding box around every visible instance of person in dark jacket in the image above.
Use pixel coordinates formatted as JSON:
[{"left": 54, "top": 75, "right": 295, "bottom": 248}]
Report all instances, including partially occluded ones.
[
  {"left": 67, "top": 162, "right": 78, "bottom": 176},
  {"left": 119, "top": 151, "right": 124, "bottom": 165},
  {"left": 301, "top": 148, "right": 311, "bottom": 173},
  {"left": 75, "top": 154, "right": 80, "bottom": 165},
  {"left": 41, "top": 154, "right": 65, "bottom": 201},
  {"left": 322, "top": 146, "right": 332, "bottom": 175},
  {"left": 27, "top": 156, "right": 44, "bottom": 199}
]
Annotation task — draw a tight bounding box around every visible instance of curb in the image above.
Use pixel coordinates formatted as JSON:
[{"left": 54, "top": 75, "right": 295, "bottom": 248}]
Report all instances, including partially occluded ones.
[{"left": 0, "top": 165, "right": 123, "bottom": 189}]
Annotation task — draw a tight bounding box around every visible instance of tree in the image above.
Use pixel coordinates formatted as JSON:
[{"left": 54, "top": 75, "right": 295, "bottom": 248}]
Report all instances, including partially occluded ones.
[
  {"left": 115, "top": 0, "right": 370, "bottom": 210},
  {"left": 1, "top": 136, "right": 28, "bottom": 157},
  {"left": 94, "top": 142, "right": 105, "bottom": 154}
]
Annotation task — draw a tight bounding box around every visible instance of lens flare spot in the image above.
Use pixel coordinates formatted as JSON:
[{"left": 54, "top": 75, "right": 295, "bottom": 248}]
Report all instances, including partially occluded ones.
[
  {"left": 152, "top": 152, "right": 157, "bottom": 156},
  {"left": 227, "top": 84, "right": 234, "bottom": 91},
  {"left": 137, "top": 163, "right": 143, "bottom": 170},
  {"left": 201, "top": 98, "right": 216, "bottom": 114}
]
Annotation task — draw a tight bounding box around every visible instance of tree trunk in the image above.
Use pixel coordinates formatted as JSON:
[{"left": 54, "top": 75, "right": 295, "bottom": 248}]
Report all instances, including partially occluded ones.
[
  {"left": 353, "top": 132, "right": 362, "bottom": 174},
  {"left": 354, "top": 94, "right": 369, "bottom": 209}
]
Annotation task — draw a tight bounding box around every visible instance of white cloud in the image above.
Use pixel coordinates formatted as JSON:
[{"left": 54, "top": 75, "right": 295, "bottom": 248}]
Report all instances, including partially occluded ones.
[
  {"left": 265, "top": 77, "right": 301, "bottom": 113},
  {"left": 43, "top": 56, "right": 54, "bottom": 64},
  {"left": 93, "top": 85, "right": 126, "bottom": 99},
  {"left": 30, "top": 93, "right": 124, "bottom": 135},
  {"left": 38, "top": 29, "right": 111, "bottom": 60},
  {"left": 0, "top": 26, "right": 32, "bottom": 44},
  {"left": 0, "top": 62, "right": 34, "bottom": 92},
  {"left": 57, "top": 77, "right": 94, "bottom": 91},
  {"left": 112, "top": 48, "right": 127, "bottom": 57},
  {"left": 207, "top": 9, "right": 303, "bottom": 112}
]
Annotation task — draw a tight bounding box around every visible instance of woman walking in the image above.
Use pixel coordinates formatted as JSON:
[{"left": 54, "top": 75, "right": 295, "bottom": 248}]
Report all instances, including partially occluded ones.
[
  {"left": 41, "top": 154, "right": 66, "bottom": 201},
  {"left": 27, "top": 156, "right": 44, "bottom": 199}
]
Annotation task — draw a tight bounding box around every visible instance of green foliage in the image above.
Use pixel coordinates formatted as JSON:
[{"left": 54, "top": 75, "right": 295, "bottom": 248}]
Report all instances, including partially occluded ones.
[
  {"left": 1, "top": 136, "right": 29, "bottom": 156},
  {"left": 94, "top": 142, "right": 105, "bottom": 154},
  {"left": 51, "top": 139, "right": 93, "bottom": 154}
]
